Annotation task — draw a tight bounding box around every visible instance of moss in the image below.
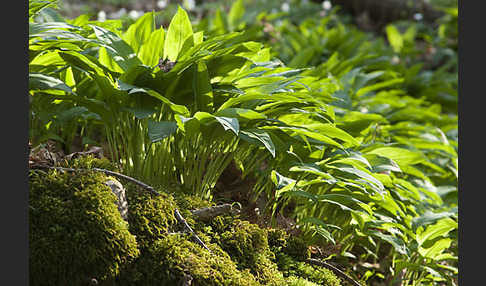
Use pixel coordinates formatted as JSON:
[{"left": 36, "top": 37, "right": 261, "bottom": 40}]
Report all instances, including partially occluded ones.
[
  {"left": 173, "top": 192, "right": 214, "bottom": 211},
  {"left": 286, "top": 276, "right": 322, "bottom": 286},
  {"left": 219, "top": 220, "right": 285, "bottom": 285},
  {"left": 268, "top": 229, "right": 341, "bottom": 286},
  {"left": 29, "top": 156, "right": 341, "bottom": 286},
  {"left": 29, "top": 158, "right": 139, "bottom": 286},
  {"left": 125, "top": 184, "right": 177, "bottom": 248},
  {"left": 117, "top": 234, "right": 262, "bottom": 286},
  {"left": 275, "top": 252, "right": 342, "bottom": 286},
  {"left": 60, "top": 154, "right": 119, "bottom": 171}
]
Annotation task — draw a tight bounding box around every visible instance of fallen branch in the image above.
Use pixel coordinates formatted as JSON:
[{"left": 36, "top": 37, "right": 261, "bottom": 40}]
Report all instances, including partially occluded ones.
[
  {"left": 306, "top": 258, "right": 363, "bottom": 286},
  {"left": 175, "top": 209, "right": 212, "bottom": 253},
  {"left": 190, "top": 204, "right": 240, "bottom": 222},
  {"left": 30, "top": 165, "right": 212, "bottom": 253},
  {"left": 29, "top": 165, "right": 159, "bottom": 195}
]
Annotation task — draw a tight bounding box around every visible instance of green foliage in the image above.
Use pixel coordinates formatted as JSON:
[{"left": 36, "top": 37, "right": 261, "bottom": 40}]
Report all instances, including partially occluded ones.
[
  {"left": 28, "top": 0, "right": 458, "bottom": 284},
  {"left": 29, "top": 158, "right": 139, "bottom": 285}
]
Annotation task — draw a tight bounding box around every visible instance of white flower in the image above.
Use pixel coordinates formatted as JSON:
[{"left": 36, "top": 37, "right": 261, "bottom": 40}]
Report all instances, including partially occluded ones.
[
  {"left": 281, "top": 2, "right": 290, "bottom": 12},
  {"left": 414, "top": 13, "right": 423, "bottom": 21},
  {"left": 97, "top": 10, "right": 106, "bottom": 22},
  {"left": 157, "top": 0, "right": 168, "bottom": 9},
  {"left": 128, "top": 10, "right": 141, "bottom": 20},
  {"left": 184, "top": 0, "right": 196, "bottom": 10},
  {"left": 322, "top": 0, "right": 332, "bottom": 10}
]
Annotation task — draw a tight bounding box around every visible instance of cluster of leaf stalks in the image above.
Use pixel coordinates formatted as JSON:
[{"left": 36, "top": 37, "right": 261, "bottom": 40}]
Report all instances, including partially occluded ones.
[{"left": 29, "top": 0, "right": 458, "bottom": 285}]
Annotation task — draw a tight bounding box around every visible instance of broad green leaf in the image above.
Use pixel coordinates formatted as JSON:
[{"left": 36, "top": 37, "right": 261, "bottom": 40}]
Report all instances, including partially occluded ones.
[
  {"left": 124, "top": 86, "right": 190, "bottom": 116},
  {"left": 315, "top": 194, "right": 363, "bottom": 213},
  {"left": 364, "top": 154, "right": 402, "bottom": 173},
  {"left": 366, "top": 147, "right": 425, "bottom": 167},
  {"left": 386, "top": 25, "right": 403, "bottom": 53},
  {"left": 192, "top": 61, "right": 214, "bottom": 112},
  {"left": 330, "top": 165, "right": 384, "bottom": 193},
  {"left": 164, "top": 6, "right": 194, "bottom": 61},
  {"left": 90, "top": 25, "right": 141, "bottom": 71},
  {"left": 58, "top": 51, "right": 108, "bottom": 76},
  {"left": 271, "top": 170, "right": 296, "bottom": 190},
  {"left": 213, "top": 8, "right": 228, "bottom": 34},
  {"left": 214, "top": 117, "right": 239, "bottom": 135},
  {"left": 282, "top": 127, "right": 343, "bottom": 149},
  {"left": 371, "top": 231, "right": 409, "bottom": 256},
  {"left": 289, "top": 164, "right": 336, "bottom": 182},
  {"left": 289, "top": 47, "right": 315, "bottom": 68},
  {"left": 228, "top": 0, "right": 245, "bottom": 28},
  {"left": 306, "top": 123, "right": 360, "bottom": 146},
  {"left": 98, "top": 46, "right": 124, "bottom": 73},
  {"left": 416, "top": 218, "right": 457, "bottom": 247},
  {"left": 240, "top": 129, "right": 276, "bottom": 157},
  {"left": 418, "top": 238, "right": 452, "bottom": 259},
  {"left": 124, "top": 107, "right": 157, "bottom": 119},
  {"left": 215, "top": 108, "right": 267, "bottom": 120},
  {"left": 300, "top": 217, "right": 340, "bottom": 244},
  {"left": 122, "top": 11, "right": 155, "bottom": 54},
  {"left": 138, "top": 28, "right": 165, "bottom": 67},
  {"left": 356, "top": 78, "right": 404, "bottom": 97},
  {"left": 193, "top": 31, "right": 204, "bottom": 45},
  {"left": 147, "top": 120, "right": 178, "bottom": 142},
  {"left": 29, "top": 73, "right": 73, "bottom": 94},
  {"left": 412, "top": 210, "right": 457, "bottom": 231}
]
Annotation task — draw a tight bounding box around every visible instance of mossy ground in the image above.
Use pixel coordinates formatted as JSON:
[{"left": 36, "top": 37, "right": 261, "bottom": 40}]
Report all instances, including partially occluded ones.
[{"left": 29, "top": 156, "right": 342, "bottom": 286}]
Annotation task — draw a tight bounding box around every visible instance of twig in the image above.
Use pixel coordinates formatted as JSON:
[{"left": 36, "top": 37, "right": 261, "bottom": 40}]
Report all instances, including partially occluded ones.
[
  {"left": 29, "top": 165, "right": 159, "bottom": 195},
  {"left": 190, "top": 204, "right": 240, "bottom": 222},
  {"left": 174, "top": 209, "right": 212, "bottom": 253},
  {"left": 306, "top": 258, "right": 363, "bottom": 286}
]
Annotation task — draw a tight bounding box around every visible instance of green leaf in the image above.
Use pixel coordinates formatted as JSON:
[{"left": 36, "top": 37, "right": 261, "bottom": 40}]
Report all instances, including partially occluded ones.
[
  {"left": 215, "top": 108, "right": 267, "bottom": 120},
  {"left": 289, "top": 164, "right": 336, "bottom": 182},
  {"left": 300, "top": 217, "right": 339, "bottom": 244},
  {"left": 416, "top": 218, "right": 457, "bottom": 247},
  {"left": 289, "top": 47, "right": 315, "bottom": 68},
  {"left": 90, "top": 25, "right": 142, "bottom": 71},
  {"left": 386, "top": 25, "right": 403, "bottom": 53},
  {"left": 364, "top": 154, "right": 402, "bottom": 173},
  {"left": 192, "top": 61, "right": 214, "bottom": 112},
  {"left": 356, "top": 78, "right": 404, "bottom": 97},
  {"left": 366, "top": 147, "right": 425, "bottom": 167},
  {"left": 271, "top": 170, "right": 296, "bottom": 190},
  {"left": 306, "top": 123, "right": 360, "bottom": 146},
  {"left": 29, "top": 73, "right": 73, "bottom": 94},
  {"left": 147, "top": 120, "right": 178, "bottom": 142},
  {"left": 214, "top": 117, "right": 239, "bottom": 135},
  {"left": 163, "top": 6, "right": 194, "bottom": 61},
  {"left": 138, "top": 27, "right": 165, "bottom": 67},
  {"left": 124, "top": 107, "right": 157, "bottom": 119},
  {"left": 123, "top": 84, "right": 190, "bottom": 116},
  {"left": 122, "top": 11, "right": 155, "bottom": 55},
  {"left": 418, "top": 238, "right": 452, "bottom": 259},
  {"left": 371, "top": 231, "right": 409, "bottom": 256},
  {"left": 240, "top": 129, "right": 276, "bottom": 157},
  {"left": 228, "top": 0, "right": 245, "bottom": 28},
  {"left": 331, "top": 165, "right": 384, "bottom": 193}
]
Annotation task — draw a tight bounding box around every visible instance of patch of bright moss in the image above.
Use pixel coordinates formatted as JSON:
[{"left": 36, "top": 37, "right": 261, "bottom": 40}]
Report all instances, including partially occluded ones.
[
  {"left": 125, "top": 185, "right": 177, "bottom": 248},
  {"left": 219, "top": 220, "right": 286, "bottom": 285},
  {"left": 29, "top": 158, "right": 139, "bottom": 286},
  {"left": 117, "top": 234, "right": 262, "bottom": 286},
  {"left": 268, "top": 229, "right": 341, "bottom": 286}
]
